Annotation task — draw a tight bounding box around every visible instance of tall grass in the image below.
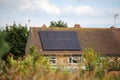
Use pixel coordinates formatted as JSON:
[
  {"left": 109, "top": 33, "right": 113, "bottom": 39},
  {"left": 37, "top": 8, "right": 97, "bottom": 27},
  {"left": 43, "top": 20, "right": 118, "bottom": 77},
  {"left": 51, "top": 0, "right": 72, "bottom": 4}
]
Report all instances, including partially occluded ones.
[{"left": 0, "top": 47, "right": 120, "bottom": 80}]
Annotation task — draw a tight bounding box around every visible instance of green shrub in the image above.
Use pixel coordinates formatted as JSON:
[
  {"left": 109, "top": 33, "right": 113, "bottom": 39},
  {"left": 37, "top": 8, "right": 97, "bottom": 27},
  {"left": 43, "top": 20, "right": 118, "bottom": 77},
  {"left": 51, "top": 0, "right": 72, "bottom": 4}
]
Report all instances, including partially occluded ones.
[{"left": 0, "top": 47, "right": 119, "bottom": 80}]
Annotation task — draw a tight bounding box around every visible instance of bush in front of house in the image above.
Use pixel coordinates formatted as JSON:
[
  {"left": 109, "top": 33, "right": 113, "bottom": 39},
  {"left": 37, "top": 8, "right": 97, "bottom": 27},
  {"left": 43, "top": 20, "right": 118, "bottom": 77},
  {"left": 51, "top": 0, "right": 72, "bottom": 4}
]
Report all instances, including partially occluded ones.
[{"left": 0, "top": 47, "right": 120, "bottom": 80}]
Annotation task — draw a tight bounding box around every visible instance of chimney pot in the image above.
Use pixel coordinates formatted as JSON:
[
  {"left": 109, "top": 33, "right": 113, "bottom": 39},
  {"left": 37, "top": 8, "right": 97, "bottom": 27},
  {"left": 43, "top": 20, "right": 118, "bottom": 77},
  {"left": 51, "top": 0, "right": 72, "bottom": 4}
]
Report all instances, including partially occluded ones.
[
  {"left": 74, "top": 24, "right": 81, "bottom": 28},
  {"left": 42, "top": 24, "right": 47, "bottom": 28}
]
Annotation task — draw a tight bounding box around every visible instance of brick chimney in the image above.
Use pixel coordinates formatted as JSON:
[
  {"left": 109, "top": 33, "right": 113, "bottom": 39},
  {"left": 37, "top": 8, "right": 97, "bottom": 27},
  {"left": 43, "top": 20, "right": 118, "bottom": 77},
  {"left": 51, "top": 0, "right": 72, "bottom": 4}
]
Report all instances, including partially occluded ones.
[
  {"left": 74, "top": 24, "right": 81, "bottom": 28},
  {"left": 42, "top": 24, "right": 47, "bottom": 28}
]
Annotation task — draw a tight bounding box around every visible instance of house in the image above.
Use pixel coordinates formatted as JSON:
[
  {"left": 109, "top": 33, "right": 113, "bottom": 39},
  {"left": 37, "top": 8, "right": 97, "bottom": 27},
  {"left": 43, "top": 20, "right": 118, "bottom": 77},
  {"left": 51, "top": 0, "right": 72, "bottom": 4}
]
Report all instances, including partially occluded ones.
[{"left": 25, "top": 27, "right": 120, "bottom": 69}]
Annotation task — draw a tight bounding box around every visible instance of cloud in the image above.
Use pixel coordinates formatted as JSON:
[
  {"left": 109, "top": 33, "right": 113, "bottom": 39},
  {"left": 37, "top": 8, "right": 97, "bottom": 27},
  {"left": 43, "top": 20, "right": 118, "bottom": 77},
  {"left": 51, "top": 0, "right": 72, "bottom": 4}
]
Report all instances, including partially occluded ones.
[
  {"left": 63, "top": 5, "right": 120, "bottom": 18},
  {"left": 64, "top": 5, "right": 102, "bottom": 17},
  {"left": 20, "top": 0, "right": 60, "bottom": 15}
]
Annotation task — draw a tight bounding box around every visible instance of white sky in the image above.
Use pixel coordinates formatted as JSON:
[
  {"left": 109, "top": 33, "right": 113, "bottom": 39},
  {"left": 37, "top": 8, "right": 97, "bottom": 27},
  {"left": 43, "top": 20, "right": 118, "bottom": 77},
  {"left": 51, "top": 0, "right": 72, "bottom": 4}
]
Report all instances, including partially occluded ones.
[{"left": 0, "top": 0, "right": 120, "bottom": 28}]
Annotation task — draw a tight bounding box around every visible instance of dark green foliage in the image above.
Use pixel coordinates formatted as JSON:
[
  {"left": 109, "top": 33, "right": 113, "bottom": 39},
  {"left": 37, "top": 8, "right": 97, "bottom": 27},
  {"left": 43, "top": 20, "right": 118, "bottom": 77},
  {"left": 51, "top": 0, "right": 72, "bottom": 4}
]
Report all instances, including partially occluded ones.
[
  {"left": 5, "top": 22, "right": 28, "bottom": 57},
  {"left": 0, "top": 30, "right": 9, "bottom": 58},
  {"left": 50, "top": 20, "right": 68, "bottom": 28}
]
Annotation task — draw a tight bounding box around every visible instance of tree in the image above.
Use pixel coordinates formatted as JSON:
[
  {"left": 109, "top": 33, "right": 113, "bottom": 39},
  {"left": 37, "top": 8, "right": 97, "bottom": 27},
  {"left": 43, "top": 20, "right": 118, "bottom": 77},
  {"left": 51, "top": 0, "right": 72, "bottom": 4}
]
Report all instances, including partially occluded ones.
[
  {"left": 5, "top": 22, "right": 28, "bottom": 57},
  {"left": 0, "top": 30, "right": 9, "bottom": 58},
  {"left": 50, "top": 20, "right": 68, "bottom": 28}
]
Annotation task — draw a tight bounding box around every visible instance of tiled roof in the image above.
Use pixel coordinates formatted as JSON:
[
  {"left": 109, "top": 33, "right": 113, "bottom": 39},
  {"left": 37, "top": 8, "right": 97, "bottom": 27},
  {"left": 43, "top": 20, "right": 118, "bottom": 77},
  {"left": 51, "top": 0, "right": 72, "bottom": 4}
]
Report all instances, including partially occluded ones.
[{"left": 26, "top": 27, "right": 120, "bottom": 56}]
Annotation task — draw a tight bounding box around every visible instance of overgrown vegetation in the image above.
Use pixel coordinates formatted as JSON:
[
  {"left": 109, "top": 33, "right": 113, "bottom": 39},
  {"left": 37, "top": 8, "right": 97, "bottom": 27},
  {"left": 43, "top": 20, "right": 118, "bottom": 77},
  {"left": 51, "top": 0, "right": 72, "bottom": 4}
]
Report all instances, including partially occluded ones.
[
  {"left": 0, "top": 47, "right": 119, "bottom": 80},
  {"left": 50, "top": 20, "right": 68, "bottom": 28},
  {"left": 5, "top": 22, "right": 28, "bottom": 57},
  {"left": 0, "top": 30, "right": 9, "bottom": 58}
]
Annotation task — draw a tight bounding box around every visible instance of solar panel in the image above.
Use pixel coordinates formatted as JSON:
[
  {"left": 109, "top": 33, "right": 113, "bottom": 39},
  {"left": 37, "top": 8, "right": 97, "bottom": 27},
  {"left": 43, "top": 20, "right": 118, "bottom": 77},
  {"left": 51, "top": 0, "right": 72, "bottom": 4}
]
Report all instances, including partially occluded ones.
[{"left": 38, "top": 30, "right": 81, "bottom": 51}]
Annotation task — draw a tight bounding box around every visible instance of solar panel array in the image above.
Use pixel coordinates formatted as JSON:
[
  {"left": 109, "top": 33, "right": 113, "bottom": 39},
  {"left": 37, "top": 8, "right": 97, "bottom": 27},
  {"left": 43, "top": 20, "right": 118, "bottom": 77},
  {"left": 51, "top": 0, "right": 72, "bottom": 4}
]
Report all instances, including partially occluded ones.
[{"left": 38, "top": 30, "right": 81, "bottom": 51}]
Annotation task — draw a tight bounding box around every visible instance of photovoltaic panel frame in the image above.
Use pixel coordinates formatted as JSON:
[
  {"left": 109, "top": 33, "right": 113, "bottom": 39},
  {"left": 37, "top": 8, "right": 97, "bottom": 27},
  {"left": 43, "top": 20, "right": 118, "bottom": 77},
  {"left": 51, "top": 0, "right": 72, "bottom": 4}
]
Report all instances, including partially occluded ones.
[{"left": 38, "top": 30, "right": 81, "bottom": 51}]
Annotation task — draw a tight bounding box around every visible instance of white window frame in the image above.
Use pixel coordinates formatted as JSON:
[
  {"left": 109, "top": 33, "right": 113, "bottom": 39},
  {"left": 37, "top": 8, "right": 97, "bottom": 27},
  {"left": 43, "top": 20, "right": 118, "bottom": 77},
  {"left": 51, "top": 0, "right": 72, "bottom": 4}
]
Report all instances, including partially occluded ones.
[
  {"left": 68, "top": 56, "right": 83, "bottom": 65},
  {"left": 49, "top": 55, "right": 57, "bottom": 65},
  {"left": 80, "top": 56, "right": 83, "bottom": 62},
  {"left": 68, "top": 56, "right": 80, "bottom": 65}
]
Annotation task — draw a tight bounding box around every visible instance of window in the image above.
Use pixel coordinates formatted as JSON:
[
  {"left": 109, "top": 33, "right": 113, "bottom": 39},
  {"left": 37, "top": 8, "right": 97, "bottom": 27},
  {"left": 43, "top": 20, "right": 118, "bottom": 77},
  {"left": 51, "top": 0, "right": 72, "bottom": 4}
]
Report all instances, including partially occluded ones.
[
  {"left": 49, "top": 56, "right": 56, "bottom": 65},
  {"left": 80, "top": 56, "right": 83, "bottom": 62},
  {"left": 68, "top": 56, "right": 82, "bottom": 64},
  {"left": 69, "top": 56, "right": 79, "bottom": 64}
]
